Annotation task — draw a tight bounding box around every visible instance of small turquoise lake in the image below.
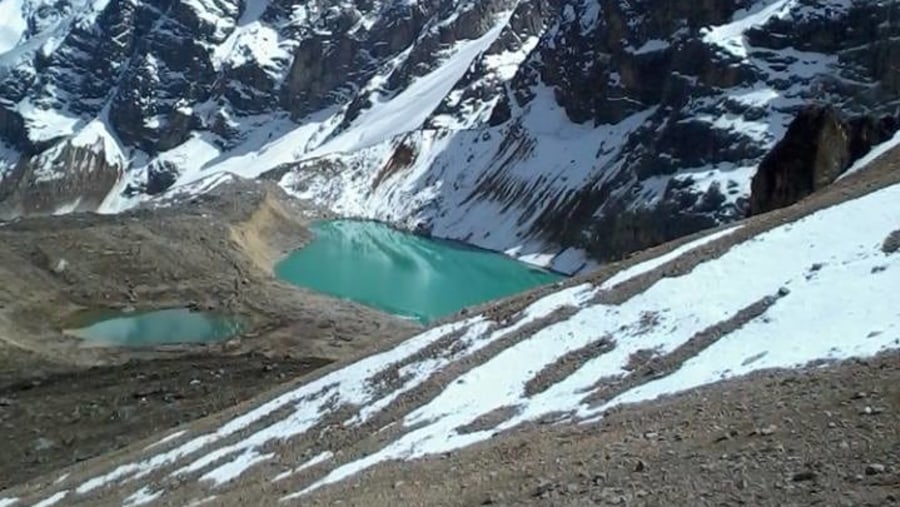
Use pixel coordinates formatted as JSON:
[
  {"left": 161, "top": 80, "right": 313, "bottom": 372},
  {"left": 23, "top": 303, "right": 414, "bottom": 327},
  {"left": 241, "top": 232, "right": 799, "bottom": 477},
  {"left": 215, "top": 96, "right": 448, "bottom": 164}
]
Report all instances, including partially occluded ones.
[
  {"left": 67, "top": 308, "right": 242, "bottom": 347},
  {"left": 275, "top": 220, "right": 563, "bottom": 323}
]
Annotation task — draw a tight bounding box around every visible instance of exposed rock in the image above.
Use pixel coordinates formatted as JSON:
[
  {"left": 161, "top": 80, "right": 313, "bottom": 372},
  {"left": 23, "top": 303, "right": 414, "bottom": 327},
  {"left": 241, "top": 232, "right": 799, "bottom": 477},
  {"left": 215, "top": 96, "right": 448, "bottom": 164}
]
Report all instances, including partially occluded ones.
[
  {"left": 864, "top": 464, "right": 885, "bottom": 475},
  {"left": 791, "top": 470, "right": 817, "bottom": 482},
  {"left": 1, "top": 0, "right": 899, "bottom": 262},
  {"left": 749, "top": 107, "right": 899, "bottom": 216},
  {"left": 0, "top": 143, "right": 122, "bottom": 219},
  {"left": 883, "top": 230, "right": 900, "bottom": 255},
  {"left": 748, "top": 106, "right": 851, "bottom": 215}
]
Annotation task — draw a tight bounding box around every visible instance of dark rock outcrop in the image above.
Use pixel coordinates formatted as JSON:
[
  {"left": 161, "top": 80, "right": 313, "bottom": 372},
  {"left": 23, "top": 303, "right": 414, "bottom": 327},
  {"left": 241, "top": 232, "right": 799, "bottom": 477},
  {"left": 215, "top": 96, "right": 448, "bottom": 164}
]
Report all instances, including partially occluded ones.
[
  {"left": 748, "top": 106, "right": 851, "bottom": 215},
  {"left": 749, "top": 106, "right": 899, "bottom": 216}
]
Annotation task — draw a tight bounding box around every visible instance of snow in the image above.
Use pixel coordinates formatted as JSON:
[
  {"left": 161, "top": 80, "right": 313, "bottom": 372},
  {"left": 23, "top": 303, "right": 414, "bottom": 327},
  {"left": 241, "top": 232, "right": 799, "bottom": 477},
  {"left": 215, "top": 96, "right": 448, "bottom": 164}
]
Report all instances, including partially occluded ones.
[
  {"left": 550, "top": 247, "right": 595, "bottom": 275},
  {"left": 0, "top": 140, "right": 19, "bottom": 181},
  {"left": 272, "top": 451, "right": 334, "bottom": 482},
  {"left": 200, "top": 451, "right": 274, "bottom": 486},
  {"left": 311, "top": 13, "right": 513, "bottom": 156},
  {"left": 697, "top": 113, "right": 773, "bottom": 143},
  {"left": 17, "top": 98, "right": 81, "bottom": 143},
  {"left": 482, "top": 35, "right": 541, "bottom": 82},
  {"left": 52, "top": 198, "right": 82, "bottom": 215},
  {"left": 702, "top": 0, "right": 797, "bottom": 58},
  {"left": 33, "top": 491, "right": 68, "bottom": 507},
  {"left": 144, "top": 430, "right": 188, "bottom": 451},
  {"left": 597, "top": 185, "right": 900, "bottom": 409},
  {"left": 211, "top": 19, "right": 290, "bottom": 76},
  {"left": 839, "top": 131, "right": 900, "bottom": 180},
  {"left": 631, "top": 39, "right": 669, "bottom": 55},
  {"left": 185, "top": 496, "right": 217, "bottom": 507},
  {"left": 601, "top": 226, "right": 742, "bottom": 289},
  {"left": 123, "top": 487, "right": 162, "bottom": 507},
  {"left": 69, "top": 114, "right": 126, "bottom": 169},
  {"left": 0, "top": 0, "right": 26, "bottom": 55},
  {"left": 730, "top": 87, "right": 781, "bottom": 108},
  {"left": 0, "top": 498, "right": 17, "bottom": 507}
]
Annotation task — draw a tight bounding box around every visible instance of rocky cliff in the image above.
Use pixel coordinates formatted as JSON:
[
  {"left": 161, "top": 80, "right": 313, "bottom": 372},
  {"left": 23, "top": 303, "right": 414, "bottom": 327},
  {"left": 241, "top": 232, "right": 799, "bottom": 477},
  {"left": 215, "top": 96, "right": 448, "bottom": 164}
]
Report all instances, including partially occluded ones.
[{"left": 0, "top": 0, "right": 898, "bottom": 270}]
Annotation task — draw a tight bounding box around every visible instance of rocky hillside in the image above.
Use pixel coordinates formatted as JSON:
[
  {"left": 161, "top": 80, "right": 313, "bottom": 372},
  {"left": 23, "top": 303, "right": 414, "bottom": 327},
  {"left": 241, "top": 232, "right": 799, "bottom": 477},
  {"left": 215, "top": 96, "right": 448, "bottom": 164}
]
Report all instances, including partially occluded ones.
[
  {"left": 3, "top": 139, "right": 899, "bottom": 507},
  {"left": 0, "top": 0, "right": 899, "bottom": 271}
]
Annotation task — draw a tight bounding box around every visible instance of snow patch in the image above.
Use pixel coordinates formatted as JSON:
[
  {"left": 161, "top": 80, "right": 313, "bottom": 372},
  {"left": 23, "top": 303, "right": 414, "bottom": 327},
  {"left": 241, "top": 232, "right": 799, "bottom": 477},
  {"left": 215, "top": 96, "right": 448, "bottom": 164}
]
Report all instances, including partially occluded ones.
[
  {"left": 702, "top": 0, "right": 797, "bottom": 58},
  {"left": 601, "top": 226, "right": 743, "bottom": 289},
  {"left": 33, "top": 491, "right": 68, "bottom": 507},
  {"left": 123, "top": 487, "right": 162, "bottom": 507}
]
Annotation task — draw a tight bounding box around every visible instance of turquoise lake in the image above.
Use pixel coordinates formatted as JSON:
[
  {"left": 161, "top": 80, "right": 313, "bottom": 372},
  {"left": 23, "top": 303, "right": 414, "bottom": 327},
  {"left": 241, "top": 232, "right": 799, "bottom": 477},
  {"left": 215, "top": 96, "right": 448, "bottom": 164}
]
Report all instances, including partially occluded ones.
[
  {"left": 67, "top": 308, "right": 242, "bottom": 346},
  {"left": 275, "top": 220, "right": 563, "bottom": 323}
]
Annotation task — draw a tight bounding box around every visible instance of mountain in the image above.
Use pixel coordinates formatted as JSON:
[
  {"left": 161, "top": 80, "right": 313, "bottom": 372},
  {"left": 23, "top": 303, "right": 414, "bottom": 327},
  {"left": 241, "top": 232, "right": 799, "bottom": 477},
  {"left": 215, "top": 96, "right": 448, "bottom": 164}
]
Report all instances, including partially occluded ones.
[
  {"left": 0, "top": 0, "right": 898, "bottom": 272},
  {"left": 5, "top": 139, "right": 899, "bottom": 507}
]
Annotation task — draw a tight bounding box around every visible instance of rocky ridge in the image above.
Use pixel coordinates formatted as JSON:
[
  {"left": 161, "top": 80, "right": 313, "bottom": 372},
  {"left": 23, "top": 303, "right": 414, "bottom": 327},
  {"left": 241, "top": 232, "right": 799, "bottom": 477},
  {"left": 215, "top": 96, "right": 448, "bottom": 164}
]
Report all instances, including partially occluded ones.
[{"left": 0, "top": 0, "right": 898, "bottom": 269}]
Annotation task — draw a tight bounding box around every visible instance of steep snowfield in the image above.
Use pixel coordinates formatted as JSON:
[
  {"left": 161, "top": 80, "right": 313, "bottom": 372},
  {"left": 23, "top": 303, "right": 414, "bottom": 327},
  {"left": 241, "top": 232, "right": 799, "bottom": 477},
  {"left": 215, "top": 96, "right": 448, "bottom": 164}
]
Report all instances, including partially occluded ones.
[{"left": 10, "top": 159, "right": 900, "bottom": 505}]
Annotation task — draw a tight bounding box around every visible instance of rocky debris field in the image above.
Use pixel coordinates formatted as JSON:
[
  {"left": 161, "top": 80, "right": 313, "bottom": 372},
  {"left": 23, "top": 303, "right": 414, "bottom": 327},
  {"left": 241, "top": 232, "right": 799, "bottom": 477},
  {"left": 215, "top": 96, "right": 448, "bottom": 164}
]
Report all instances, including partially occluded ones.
[
  {"left": 0, "top": 180, "right": 418, "bottom": 488},
  {"left": 3, "top": 146, "right": 897, "bottom": 507},
  {"left": 0, "top": 354, "right": 330, "bottom": 489},
  {"left": 304, "top": 350, "right": 900, "bottom": 507}
]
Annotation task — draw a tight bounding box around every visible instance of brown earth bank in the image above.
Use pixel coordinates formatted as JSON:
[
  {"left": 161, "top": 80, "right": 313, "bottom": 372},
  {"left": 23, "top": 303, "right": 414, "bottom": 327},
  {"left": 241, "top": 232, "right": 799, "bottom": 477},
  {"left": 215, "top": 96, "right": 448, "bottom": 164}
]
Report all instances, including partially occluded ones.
[
  {"left": 0, "top": 180, "right": 418, "bottom": 488},
  {"left": 300, "top": 351, "right": 900, "bottom": 507}
]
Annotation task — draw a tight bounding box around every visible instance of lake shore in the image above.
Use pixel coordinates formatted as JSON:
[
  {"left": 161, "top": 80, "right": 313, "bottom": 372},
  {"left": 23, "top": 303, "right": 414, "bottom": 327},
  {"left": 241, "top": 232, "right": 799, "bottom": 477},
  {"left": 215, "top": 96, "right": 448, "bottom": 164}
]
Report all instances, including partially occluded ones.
[{"left": 0, "top": 180, "right": 419, "bottom": 487}]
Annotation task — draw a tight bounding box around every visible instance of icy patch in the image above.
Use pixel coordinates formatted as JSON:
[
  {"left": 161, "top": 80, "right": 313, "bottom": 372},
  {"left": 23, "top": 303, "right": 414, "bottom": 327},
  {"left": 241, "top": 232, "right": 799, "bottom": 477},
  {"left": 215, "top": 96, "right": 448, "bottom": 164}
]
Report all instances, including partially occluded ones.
[
  {"left": 0, "top": 498, "right": 18, "bottom": 507},
  {"left": 185, "top": 496, "right": 217, "bottom": 507}
]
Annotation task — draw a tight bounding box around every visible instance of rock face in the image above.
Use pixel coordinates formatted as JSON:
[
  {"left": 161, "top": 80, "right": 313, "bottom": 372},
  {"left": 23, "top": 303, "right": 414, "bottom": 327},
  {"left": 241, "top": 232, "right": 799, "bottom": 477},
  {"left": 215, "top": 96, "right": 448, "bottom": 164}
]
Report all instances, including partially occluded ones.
[
  {"left": 0, "top": 142, "right": 122, "bottom": 219},
  {"left": 0, "top": 0, "right": 898, "bottom": 269},
  {"left": 749, "top": 106, "right": 899, "bottom": 215}
]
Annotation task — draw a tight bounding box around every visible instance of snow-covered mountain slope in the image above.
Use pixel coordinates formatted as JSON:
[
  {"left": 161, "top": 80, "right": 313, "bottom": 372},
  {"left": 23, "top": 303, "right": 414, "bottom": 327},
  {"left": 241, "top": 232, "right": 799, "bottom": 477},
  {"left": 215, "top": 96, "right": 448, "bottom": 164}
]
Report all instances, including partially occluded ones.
[
  {"left": 0, "top": 0, "right": 898, "bottom": 269},
  {"left": 6, "top": 147, "right": 900, "bottom": 507}
]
